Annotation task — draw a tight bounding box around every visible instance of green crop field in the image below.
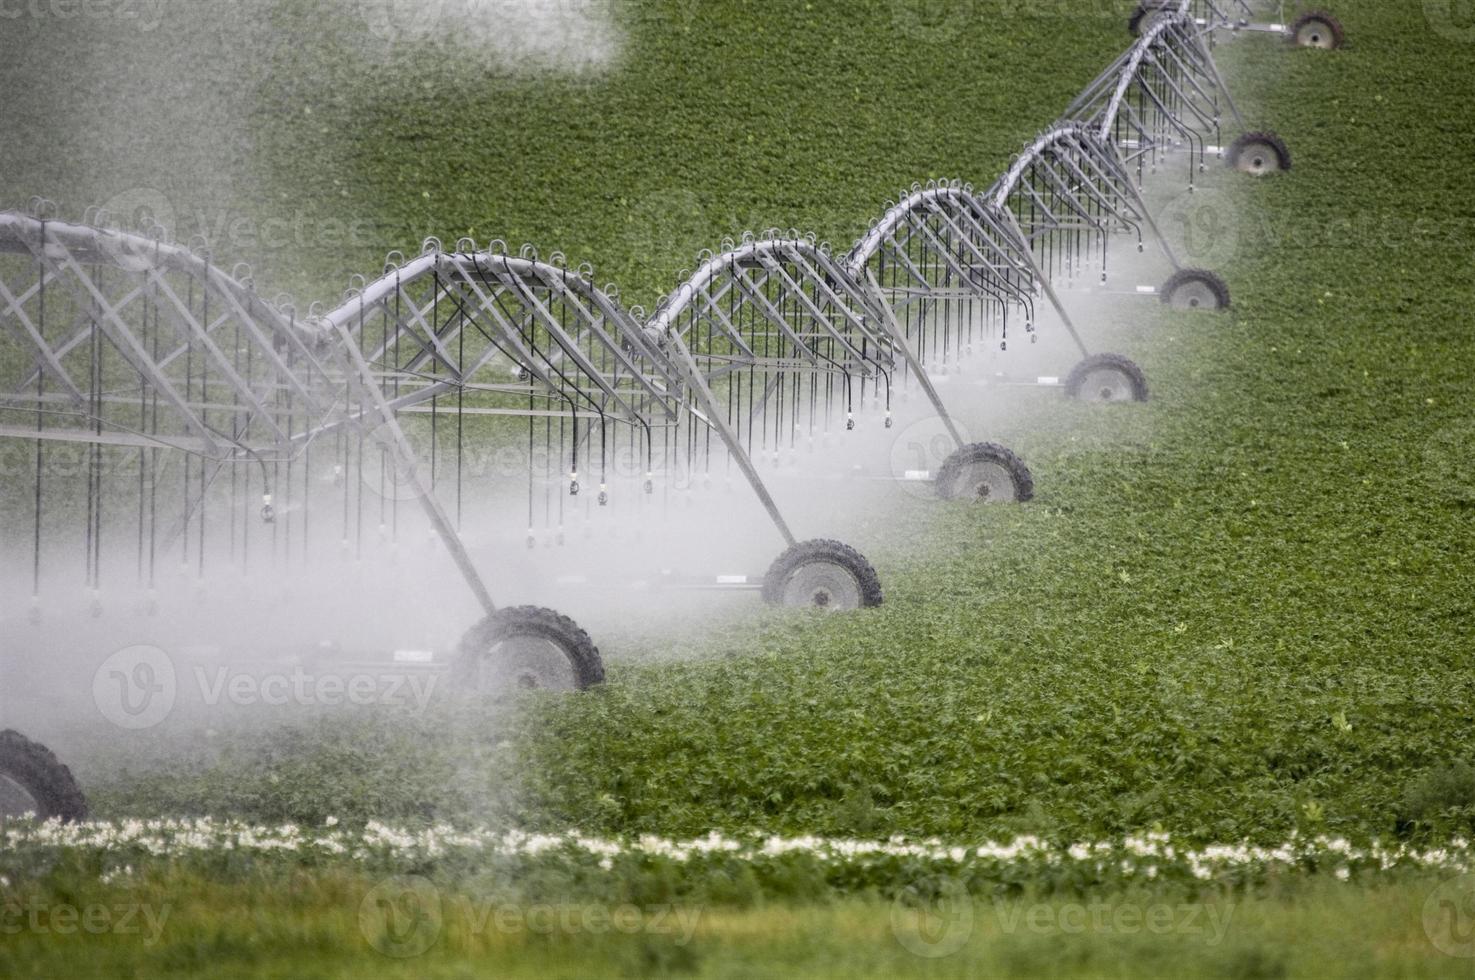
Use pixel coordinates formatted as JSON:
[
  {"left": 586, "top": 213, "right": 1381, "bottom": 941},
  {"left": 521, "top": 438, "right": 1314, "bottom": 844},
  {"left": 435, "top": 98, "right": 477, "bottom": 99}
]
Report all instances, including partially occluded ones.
[{"left": 4, "top": 0, "right": 1475, "bottom": 976}]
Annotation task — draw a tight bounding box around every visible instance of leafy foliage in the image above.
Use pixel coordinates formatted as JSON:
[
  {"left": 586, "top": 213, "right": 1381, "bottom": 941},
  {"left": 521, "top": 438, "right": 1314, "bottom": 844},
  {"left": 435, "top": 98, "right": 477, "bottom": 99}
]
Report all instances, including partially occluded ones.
[{"left": 9, "top": 0, "right": 1475, "bottom": 854}]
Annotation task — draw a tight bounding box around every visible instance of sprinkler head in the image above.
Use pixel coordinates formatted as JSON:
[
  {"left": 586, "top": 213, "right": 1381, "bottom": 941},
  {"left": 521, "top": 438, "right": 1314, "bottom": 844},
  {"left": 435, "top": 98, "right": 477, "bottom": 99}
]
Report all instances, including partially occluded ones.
[
  {"left": 261, "top": 494, "right": 276, "bottom": 524},
  {"left": 598, "top": 486, "right": 609, "bottom": 507}
]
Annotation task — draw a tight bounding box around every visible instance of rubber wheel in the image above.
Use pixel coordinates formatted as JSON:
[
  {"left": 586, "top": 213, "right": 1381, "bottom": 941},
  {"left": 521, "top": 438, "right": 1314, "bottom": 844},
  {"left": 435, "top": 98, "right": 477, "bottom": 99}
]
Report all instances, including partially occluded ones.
[
  {"left": 935, "top": 443, "right": 1035, "bottom": 503},
  {"left": 451, "top": 606, "right": 605, "bottom": 694},
  {"left": 1065, "top": 353, "right": 1150, "bottom": 404},
  {"left": 1226, "top": 132, "right": 1292, "bottom": 176},
  {"left": 762, "top": 539, "right": 883, "bottom": 610},
  {"left": 0, "top": 730, "right": 89, "bottom": 822},
  {"left": 1160, "top": 269, "right": 1231, "bottom": 311},
  {"left": 1290, "top": 11, "right": 1344, "bottom": 49}
]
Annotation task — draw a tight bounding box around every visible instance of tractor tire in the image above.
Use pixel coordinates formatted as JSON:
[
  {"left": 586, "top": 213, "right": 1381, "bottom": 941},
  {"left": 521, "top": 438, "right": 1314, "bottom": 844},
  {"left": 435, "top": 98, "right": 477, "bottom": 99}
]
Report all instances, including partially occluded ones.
[
  {"left": 1227, "top": 132, "right": 1292, "bottom": 176},
  {"left": 451, "top": 606, "right": 605, "bottom": 694},
  {"left": 1160, "top": 268, "right": 1232, "bottom": 311},
  {"left": 0, "top": 730, "right": 88, "bottom": 822},
  {"left": 935, "top": 443, "right": 1035, "bottom": 503},
  {"left": 1290, "top": 10, "right": 1344, "bottom": 49},
  {"left": 762, "top": 539, "right": 883, "bottom": 610},
  {"left": 1065, "top": 353, "right": 1151, "bottom": 404}
]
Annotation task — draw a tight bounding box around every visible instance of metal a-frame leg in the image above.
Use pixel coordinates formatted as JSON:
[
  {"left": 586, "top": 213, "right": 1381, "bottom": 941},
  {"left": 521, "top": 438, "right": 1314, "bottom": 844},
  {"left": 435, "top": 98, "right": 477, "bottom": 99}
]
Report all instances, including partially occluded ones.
[
  {"left": 328, "top": 320, "right": 498, "bottom": 617},
  {"left": 861, "top": 270, "right": 967, "bottom": 453},
  {"left": 663, "top": 331, "right": 797, "bottom": 549},
  {"left": 1110, "top": 152, "right": 1186, "bottom": 272},
  {"left": 996, "top": 210, "right": 1093, "bottom": 360}
]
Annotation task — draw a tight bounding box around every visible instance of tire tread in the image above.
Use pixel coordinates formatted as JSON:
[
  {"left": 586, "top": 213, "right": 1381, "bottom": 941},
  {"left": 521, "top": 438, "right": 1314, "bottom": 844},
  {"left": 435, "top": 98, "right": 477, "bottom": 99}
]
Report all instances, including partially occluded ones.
[{"left": 762, "top": 539, "right": 884, "bottom": 608}]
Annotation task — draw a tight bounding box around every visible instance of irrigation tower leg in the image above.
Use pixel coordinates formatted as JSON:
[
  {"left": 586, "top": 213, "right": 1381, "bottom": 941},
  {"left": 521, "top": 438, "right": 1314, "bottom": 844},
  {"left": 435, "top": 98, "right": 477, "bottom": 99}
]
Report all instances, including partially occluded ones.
[
  {"left": 664, "top": 331, "right": 798, "bottom": 549},
  {"left": 328, "top": 321, "right": 498, "bottom": 617},
  {"left": 862, "top": 270, "right": 967, "bottom": 452}
]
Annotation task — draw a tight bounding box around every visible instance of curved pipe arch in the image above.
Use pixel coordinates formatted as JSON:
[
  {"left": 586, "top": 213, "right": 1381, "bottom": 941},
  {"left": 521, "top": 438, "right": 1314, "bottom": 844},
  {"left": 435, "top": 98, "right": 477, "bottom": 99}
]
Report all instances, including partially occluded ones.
[
  {"left": 0, "top": 212, "right": 320, "bottom": 351},
  {"left": 845, "top": 184, "right": 980, "bottom": 275}
]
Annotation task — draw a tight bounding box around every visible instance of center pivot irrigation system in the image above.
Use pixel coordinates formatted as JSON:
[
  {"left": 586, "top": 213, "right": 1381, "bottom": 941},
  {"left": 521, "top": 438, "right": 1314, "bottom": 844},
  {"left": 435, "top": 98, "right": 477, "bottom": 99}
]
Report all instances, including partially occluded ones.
[{"left": 0, "top": 0, "right": 1337, "bottom": 819}]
